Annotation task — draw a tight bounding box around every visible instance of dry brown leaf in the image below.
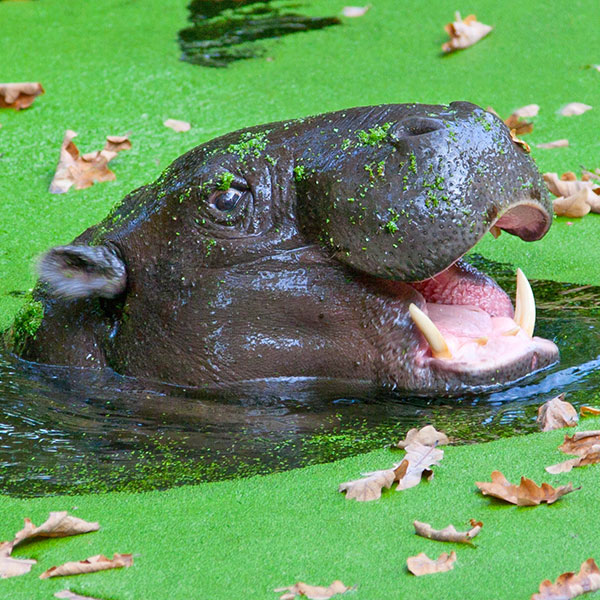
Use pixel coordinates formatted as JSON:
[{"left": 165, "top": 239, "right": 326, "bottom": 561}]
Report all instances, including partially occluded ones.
[
  {"left": 55, "top": 591, "right": 105, "bottom": 600},
  {"left": 544, "top": 172, "right": 600, "bottom": 216},
  {"left": 546, "top": 445, "right": 600, "bottom": 474},
  {"left": 13, "top": 511, "right": 99, "bottom": 546},
  {"left": 396, "top": 425, "right": 449, "bottom": 449},
  {"left": 581, "top": 405, "right": 600, "bottom": 416},
  {"left": 163, "top": 118, "right": 191, "bottom": 132},
  {"left": 274, "top": 580, "right": 353, "bottom": 599},
  {"left": 512, "top": 104, "right": 540, "bottom": 119},
  {"left": 341, "top": 5, "right": 370, "bottom": 17},
  {"left": 40, "top": 553, "right": 133, "bottom": 579},
  {"left": 49, "top": 130, "right": 132, "bottom": 194},
  {"left": 559, "top": 431, "right": 600, "bottom": 456},
  {"left": 505, "top": 114, "right": 533, "bottom": 136},
  {"left": 406, "top": 551, "right": 456, "bottom": 576},
  {"left": 339, "top": 462, "right": 407, "bottom": 501},
  {"left": 475, "top": 470, "right": 577, "bottom": 505},
  {"left": 414, "top": 520, "right": 482, "bottom": 544},
  {"left": 509, "top": 129, "right": 531, "bottom": 152},
  {"left": 442, "top": 12, "right": 492, "bottom": 53},
  {"left": 396, "top": 442, "right": 444, "bottom": 490},
  {"left": 560, "top": 103, "right": 592, "bottom": 116},
  {"left": 553, "top": 191, "right": 593, "bottom": 218},
  {"left": 0, "top": 82, "right": 44, "bottom": 110},
  {"left": 537, "top": 394, "right": 579, "bottom": 431},
  {"left": 532, "top": 558, "right": 600, "bottom": 600},
  {"left": 538, "top": 139, "right": 569, "bottom": 149},
  {"left": 0, "top": 542, "right": 36, "bottom": 579}
]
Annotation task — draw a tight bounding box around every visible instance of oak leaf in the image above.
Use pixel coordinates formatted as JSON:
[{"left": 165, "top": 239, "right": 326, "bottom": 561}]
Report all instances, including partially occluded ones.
[
  {"left": 0, "top": 82, "right": 44, "bottom": 110},
  {"left": 560, "top": 102, "right": 592, "bottom": 116},
  {"left": 49, "top": 130, "right": 132, "bottom": 194},
  {"left": 546, "top": 445, "right": 600, "bottom": 474},
  {"left": 406, "top": 551, "right": 456, "bottom": 576},
  {"left": 544, "top": 172, "right": 600, "bottom": 217},
  {"left": 475, "top": 470, "right": 577, "bottom": 505},
  {"left": 532, "top": 558, "right": 600, "bottom": 600},
  {"left": 442, "top": 12, "right": 492, "bottom": 53},
  {"left": 537, "top": 394, "right": 578, "bottom": 431},
  {"left": 0, "top": 542, "right": 36, "bottom": 579},
  {"left": 538, "top": 139, "right": 569, "bottom": 149},
  {"left": 164, "top": 119, "right": 191, "bottom": 132},
  {"left": 55, "top": 591, "right": 105, "bottom": 600},
  {"left": 274, "top": 580, "right": 353, "bottom": 599},
  {"left": 396, "top": 425, "right": 449, "bottom": 449},
  {"left": 553, "top": 190, "right": 592, "bottom": 218},
  {"left": 504, "top": 105, "right": 537, "bottom": 136},
  {"left": 339, "top": 462, "right": 407, "bottom": 501},
  {"left": 559, "top": 431, "right": 600, "bottom": 456},
  {"left": 40, "top": 553, "right": 133, "bottom": 579},
  {"left": 413, "top": 519, "right": 482, "bottom": 544},
  {"left": 396, "top": 442, "right": 444, "bottom": 490},
  {"left": 580, "top": 406, "right": 600, "bottom": 416}
]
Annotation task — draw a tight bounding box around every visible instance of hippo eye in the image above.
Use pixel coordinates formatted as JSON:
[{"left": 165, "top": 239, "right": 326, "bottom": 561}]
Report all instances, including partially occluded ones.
[{"left": 211, "top": 188, "right": 244, "bottom": 212}]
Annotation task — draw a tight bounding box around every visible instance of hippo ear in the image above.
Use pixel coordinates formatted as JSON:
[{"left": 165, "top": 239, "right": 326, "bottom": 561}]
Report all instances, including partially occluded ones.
[{"left": 38, "top": 244, "right": 127, "bottom": 299}]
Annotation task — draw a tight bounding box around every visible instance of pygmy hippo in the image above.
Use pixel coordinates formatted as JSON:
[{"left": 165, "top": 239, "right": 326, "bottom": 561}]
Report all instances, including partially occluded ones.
[{"left": 12, "top": 102, "right": 559, "bottom": 395}]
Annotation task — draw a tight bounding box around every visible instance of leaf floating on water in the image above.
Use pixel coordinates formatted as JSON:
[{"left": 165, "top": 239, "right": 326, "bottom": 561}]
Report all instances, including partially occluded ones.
[
  {"left": 546, "top": 446, "right": 600, "bottom": 474},
  {"left": 442, "top": 12, "right": 492, "bottom": 53},
  {"left": 537, "top": 394, "right": 579, "bottom": 431},
  {"left": 0, "top": 542, "right": 36, "bottom": 579},
  {"left": 396, "top": 425, "right": 449, "bottom": 449},
  {"left": 339, "top": 462, "right": 407, "bottom": 501},
  {"left": 274, "top": 580, "right": 354, "bottom": 599},
  {"left": 40, "top": 553, "right": 133, "bottom": 579},
  {"left": 49, "top": 130, "right": 132, "bottom": 194},
  {"left": 581, "top": 405, "right": 600, "bottom": 416},
  {"left": 560, "top": 102, "right": 592, "bottom": 116},
  {"left": 396, "top": 442, "right": 444, "bottom": 491},
  {"left": 164, "top": 118, "right": 191, "bottom": 132},
  {"left": 512, "top": 104, "right": 540, "bottom": 119},
  {"left": 559, "top": 431, "right": 600, "bottom": 456},
  {"left": 406, "top": 551, "right": 456, "bottom": 576},
  {"left": 475, "top": 470, "right": 577, "bottom": 505},
  {"left": 413, "top": 520, "right": 482, "bottom": 544},
  {"left": 509, "top": 129, "right": 531, "bottom": 153},
  {"left": 544, "top": 172, "right": 600, "bottom": 217},
  {"left": 538, "top": 139, "right": 569, "bottom": 149},
  {"left": 55, "top": 591, "right": 106, "bottom": 600},
  {"left": 0, "top": 82, "right": 44, "bottom": 110},
  {"left": 531, "top": 558, "right": 600, "bottom": 600},
  {"left": 342, "top": 5, "right": 370, "bottom": 17},
  {"left": 504, "top": 105, "right": 538, "bottom": 136}
]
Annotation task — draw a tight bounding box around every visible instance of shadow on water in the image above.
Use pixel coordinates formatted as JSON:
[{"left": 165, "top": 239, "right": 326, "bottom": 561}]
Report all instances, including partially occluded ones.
[
  {"left": 2, "top": 255, "right": 600, "bottom": 497},
  {"left": 178, "top": 0, "right": 341, "bottom": 67}
]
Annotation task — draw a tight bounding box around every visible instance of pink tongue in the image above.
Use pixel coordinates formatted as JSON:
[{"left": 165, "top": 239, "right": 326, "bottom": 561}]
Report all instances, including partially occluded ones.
[{"left": 426, "top": 304, "right": 492, "bottom": 338}]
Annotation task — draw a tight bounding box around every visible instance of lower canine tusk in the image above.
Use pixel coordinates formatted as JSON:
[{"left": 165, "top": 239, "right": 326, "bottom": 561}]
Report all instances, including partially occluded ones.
[
  {"left": 514, "top": 268, "right": 536, "bottom": 337},
  {"left": 409, "top": 303, "right": 453, "bottom": 359}
]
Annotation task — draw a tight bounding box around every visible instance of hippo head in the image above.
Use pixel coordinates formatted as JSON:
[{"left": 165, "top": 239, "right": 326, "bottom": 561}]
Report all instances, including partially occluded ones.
[{"left": 13, "top": 102, "right": 559, "bottom": 395}]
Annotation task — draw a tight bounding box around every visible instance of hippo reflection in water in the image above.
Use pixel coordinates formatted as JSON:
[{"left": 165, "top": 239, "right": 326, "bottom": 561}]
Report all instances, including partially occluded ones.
[{"left": 15, "top": 102, "right": 559, "bottom": 395}]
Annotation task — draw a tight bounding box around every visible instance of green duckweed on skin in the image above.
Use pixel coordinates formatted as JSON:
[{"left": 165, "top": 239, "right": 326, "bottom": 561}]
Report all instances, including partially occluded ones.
[{"left": 3, "top": 296, "right": 44, "bottom": 355}]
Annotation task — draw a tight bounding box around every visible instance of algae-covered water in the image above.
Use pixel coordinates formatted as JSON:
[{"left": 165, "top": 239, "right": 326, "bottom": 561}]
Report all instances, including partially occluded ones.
[{"left": 2, "top": 257, "right": 600, "bottom": 497}]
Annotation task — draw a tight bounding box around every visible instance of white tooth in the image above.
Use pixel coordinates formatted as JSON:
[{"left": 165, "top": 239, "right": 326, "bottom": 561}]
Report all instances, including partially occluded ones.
[
  {"left": 514, "top": 268, "right": 535, "bottom": 337},
  {"left": 409, "top": 303, "right": 453, "bottom": 359}
]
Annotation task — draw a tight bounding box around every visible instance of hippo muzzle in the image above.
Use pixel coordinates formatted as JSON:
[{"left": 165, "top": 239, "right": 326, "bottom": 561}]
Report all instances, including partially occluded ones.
[{"left": 10, "top": 101, "right": 559, "bottom": 396}]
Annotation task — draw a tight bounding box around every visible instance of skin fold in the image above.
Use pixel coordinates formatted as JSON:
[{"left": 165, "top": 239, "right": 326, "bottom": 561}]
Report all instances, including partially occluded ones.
[{"left": 12, "top": 102, "right": 559, "bottom": 396}]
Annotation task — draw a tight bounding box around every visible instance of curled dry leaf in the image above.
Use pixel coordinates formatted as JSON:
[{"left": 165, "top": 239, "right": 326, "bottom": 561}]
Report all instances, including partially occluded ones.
[
  {"left": 55, "top": 591, "right": 105, "bottom": 600},
  {"left": 537, "top": 394, "right": 578, "bottom": 431},
  {"left": 538, "top": 139, "right": 569, "bottom": 149},
  {"left": 532, "top": 558, "right": 600, "bottom": 600},
  {"left": 339, "top": 462, "right": 407, "bottom": 501},
  {"left": 475, "top": 470, "right": 577, "bottom": 505},
  {"left": 164, "top": 118, "right": 191, "bottom": 132},
  {"left": 40, "top": 553, "right": 133, "bottom": 579},
  {"left": 396, "top": 425, "right": 449, "bottom": 449},
  {"left": 546, "top": 445, "right": 600, "bottom": 474},
  {"left": 509, "top": 130, "right": 530, "bottom": 153},
  {"left": 544, "top": 172, "right": 600, "bottom": 217},
  {"left": 442, "top": 12, "right": 492, "bottom": 53},
  {"left": 274, "top": 580, "right": 353, "bottom": 599},
  {"left": 504, "top": 105, "right": 537, "bottom": 136},
  {"left": 341, "top": 5, "right": 370, "bottom": 17},
  {"left": 580, "top": 406, "right": 600, "bottom": 416},
  {"left": 0, "top": 542, "right": 36, "bottom": 579},
  {"left": 396, "top": 442, "right": 444, "bottom": 491},
  {"left": 406, "top": 551, "right": 456, "bottom": 576},
  {"left": 560, "top": 103, "right": 592, "bottom": 116},
  {"left": 553, "top": 190, "right": 592, "bottom": 217},
  {"left": 49, "top": 130, "right": 132, "bottom": 194},
  {"left": 559, "top": 431, "right": 600, "bottom": 456},
  {"left": 413, "top": 520, "right": 482, "bottom": 544},
  {"left": 0, "top": 82, "right": 44, "bottom": 110},
  {"left": 512, "top": 104, "right": 540, "bottom": 119}
]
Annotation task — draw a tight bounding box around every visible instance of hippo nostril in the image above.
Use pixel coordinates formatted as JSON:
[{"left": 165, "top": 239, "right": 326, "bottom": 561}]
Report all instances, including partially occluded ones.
[{"left": 389, "top": 117, "right": 445, "bottom": 141}]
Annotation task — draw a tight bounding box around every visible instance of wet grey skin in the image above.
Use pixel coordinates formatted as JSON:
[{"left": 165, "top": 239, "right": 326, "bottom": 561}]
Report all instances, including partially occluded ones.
[{"left": 13, "top": 101, "right": 559, "bottom": 396}]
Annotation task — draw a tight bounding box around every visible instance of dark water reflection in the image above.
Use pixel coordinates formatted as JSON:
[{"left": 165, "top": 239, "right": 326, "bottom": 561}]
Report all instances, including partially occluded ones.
[{"left": 2, "top": 256, "right": 600, "bottom": 497}]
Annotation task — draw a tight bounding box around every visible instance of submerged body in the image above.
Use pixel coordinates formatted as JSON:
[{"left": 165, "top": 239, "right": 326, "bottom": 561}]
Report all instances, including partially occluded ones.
[{"left": 12, "top": 102, "right": 558, "bottom": 395}]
